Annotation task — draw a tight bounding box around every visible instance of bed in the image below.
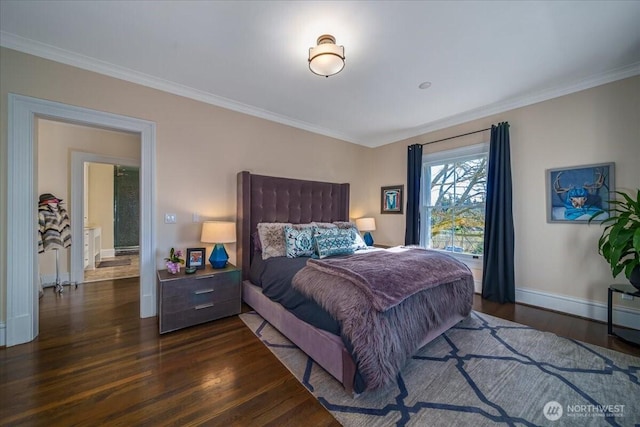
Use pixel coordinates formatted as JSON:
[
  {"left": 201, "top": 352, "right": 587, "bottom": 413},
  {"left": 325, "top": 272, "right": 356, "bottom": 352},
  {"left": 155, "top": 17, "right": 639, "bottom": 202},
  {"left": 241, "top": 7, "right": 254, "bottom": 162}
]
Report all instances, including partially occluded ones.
[{"left": 237, "top": 171, "right": 474, "bottom": 395}]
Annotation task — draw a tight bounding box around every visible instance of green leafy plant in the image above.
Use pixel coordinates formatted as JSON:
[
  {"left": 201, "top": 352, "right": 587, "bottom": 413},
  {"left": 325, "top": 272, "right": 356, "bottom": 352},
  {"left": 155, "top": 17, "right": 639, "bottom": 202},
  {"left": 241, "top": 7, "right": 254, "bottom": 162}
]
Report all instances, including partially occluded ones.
[{"left": 590, "top": 190, "right": 640, "bottom": 281}]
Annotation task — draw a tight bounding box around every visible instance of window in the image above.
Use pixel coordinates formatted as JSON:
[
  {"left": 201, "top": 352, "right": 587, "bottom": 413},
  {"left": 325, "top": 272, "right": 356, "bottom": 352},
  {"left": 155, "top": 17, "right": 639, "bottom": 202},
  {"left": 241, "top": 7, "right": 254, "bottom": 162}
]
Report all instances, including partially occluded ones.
[{"left": 421, "top": 143, "right": 489, "bottom": 256}]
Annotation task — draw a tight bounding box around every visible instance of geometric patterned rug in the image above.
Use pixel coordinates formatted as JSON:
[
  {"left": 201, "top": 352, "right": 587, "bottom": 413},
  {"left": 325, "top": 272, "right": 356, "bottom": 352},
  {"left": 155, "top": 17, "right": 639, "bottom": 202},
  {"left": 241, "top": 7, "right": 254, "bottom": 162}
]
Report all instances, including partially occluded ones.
[{"left": 240, "top": 311, "right": 640, "bottom": 426}]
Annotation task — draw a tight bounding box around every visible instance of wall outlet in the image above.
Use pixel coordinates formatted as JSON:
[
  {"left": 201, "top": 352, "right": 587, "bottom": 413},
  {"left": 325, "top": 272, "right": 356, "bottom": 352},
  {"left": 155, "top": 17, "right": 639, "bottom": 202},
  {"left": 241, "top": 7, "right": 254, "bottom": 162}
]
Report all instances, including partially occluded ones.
[
  {"left": 164, "top": 213, "right": 177, "bottom": 224},
  {"left": 621, "top": 294, "right": 634, "bottom": 301}
]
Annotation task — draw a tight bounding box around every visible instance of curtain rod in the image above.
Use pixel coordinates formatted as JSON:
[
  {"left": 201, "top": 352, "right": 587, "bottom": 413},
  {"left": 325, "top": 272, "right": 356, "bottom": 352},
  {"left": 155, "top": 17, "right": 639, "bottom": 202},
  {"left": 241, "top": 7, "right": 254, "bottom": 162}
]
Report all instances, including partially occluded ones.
[{"left": 420, "top": 127, "right": 491, "bottom": 146}]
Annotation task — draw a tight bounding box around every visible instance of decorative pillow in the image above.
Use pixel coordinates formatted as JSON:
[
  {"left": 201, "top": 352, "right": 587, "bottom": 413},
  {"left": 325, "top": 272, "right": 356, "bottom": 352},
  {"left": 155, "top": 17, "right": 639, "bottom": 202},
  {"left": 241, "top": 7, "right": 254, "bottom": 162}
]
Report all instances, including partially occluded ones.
[
  {"left": 291, "top": 223, "right": 315, "bottom": 230},
  {"left": 332, "top": 221, "right": 355, "bottom": 229},
  {"left": 348, "top": 227, "right": 369, "bottom": 250},
  {"left": 332, "top": 222, "right": 368, "bottom": 250},
  {"left": 284, "top": 225, "right": 315, "bottom": 258},
  {"left": 314, "top": 229, "right": 355, "bottom": 259},
  {"left": 312, "top": 222, "right": 338, "bottom": 229},
  {"left": 257, "top": 222, "right": 291, "bottom": 259},
  {"left": 312, "top": 225, "right": 339, "bottom": 239}
]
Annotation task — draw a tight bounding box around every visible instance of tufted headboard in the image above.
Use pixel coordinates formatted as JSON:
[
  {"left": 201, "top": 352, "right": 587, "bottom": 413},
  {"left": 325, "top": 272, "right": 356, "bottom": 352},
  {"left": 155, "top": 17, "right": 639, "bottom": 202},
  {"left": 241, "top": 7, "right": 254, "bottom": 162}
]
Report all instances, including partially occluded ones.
[{"left": 236, "top": 171, "right": 350, "bottom": 280}]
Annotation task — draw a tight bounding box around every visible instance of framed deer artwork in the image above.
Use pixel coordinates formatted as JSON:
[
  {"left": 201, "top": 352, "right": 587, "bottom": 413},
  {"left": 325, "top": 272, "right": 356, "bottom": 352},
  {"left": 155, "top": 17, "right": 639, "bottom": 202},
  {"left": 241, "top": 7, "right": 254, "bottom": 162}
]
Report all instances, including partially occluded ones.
[{"left": 546, "top": 162, "right": 614, "bottom": 223}]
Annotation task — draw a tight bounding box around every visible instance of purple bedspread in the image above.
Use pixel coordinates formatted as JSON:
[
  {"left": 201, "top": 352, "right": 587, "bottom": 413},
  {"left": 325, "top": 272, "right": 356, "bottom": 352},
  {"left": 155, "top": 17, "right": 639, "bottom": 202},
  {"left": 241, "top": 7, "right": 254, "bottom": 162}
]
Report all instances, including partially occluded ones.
[
  {"left": 306, "top": 248, "right": 472, "bottom": 311},
  {"left": 292, "top": 248, "right": 474, "bottom": 390}
]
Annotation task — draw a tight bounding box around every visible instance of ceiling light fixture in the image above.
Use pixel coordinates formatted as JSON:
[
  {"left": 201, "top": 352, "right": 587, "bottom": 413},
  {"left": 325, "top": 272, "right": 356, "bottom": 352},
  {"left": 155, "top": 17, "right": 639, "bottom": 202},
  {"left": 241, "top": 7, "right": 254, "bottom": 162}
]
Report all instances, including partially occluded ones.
[{"left": 308, "top": 34, "right": 345, "bottom": 77}]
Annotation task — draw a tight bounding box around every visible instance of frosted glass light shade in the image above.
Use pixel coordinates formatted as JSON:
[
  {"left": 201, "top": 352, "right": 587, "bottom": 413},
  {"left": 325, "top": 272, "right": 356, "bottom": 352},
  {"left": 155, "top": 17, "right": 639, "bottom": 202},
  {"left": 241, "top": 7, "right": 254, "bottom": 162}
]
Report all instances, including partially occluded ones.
[
  {"left": 355, "top": 218, "right": 376, "bottom": 232},
  {"left": 309, "top": 34, "right": 345, "bottom": 77},
  {"left": 201, "top": 221, "right": 236, "bottom": 244}
]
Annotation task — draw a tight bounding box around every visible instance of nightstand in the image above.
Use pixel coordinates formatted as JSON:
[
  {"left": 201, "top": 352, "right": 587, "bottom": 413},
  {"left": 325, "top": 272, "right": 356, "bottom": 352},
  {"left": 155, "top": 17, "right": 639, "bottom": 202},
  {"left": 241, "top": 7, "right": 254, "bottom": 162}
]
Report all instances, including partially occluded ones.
[
  {"left": 157, "top": 263, "right": 241, "bottom": 334},
  {"left": 608, "top": 284, "right": 640, "bottom": 346}
]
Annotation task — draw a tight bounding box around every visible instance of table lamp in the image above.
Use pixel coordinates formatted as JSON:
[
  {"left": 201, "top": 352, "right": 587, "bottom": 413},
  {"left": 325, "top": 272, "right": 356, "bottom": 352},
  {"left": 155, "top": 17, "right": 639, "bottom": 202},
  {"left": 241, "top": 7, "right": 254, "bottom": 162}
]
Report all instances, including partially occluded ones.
[
  {"left": 200, "top": 221, "right": 236, "bottom": 268},
  {"left": 355, "top": 217, "right": 376, "bottom": 246}
]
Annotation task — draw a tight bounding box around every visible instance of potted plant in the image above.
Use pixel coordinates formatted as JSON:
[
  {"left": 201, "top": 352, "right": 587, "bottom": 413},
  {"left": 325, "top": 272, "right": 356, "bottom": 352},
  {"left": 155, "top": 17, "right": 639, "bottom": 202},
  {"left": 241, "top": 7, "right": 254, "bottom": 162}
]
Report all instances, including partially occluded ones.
[
  {"left": 590, "top": 189, "right": 640, "bottom": 290},
  {"left": 164, "top": 247, "right": 185, "bottom": 274}
]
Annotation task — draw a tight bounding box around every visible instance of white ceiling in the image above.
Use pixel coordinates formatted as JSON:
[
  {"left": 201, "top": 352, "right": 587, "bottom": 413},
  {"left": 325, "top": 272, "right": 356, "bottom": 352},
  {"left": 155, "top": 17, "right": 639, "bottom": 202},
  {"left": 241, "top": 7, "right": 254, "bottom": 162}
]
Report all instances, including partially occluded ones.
[{"left": 1, "top": 1, "right": 639, "bottom": 147}]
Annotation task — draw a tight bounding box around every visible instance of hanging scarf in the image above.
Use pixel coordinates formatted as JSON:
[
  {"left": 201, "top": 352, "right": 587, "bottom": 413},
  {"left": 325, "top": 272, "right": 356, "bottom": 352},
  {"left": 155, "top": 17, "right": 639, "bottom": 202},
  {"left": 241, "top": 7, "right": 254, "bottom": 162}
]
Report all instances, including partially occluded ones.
[{"left": 38, "top": 202, "right": 72, "bottom": 253}]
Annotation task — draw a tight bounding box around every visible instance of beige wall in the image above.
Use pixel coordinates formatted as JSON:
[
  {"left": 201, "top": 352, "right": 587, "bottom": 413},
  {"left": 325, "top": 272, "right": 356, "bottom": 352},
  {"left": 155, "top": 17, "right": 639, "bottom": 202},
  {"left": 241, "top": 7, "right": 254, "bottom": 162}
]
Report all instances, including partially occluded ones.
[
  {"left": 0, "top": 47, "right": 370, "bottom": 322},
  {"left": 36, "top": 119, "right": 140, "bottom": 281},
  {"left": 2, "top": 46, "right": 638, "bottom": 324},
  {"left": 366, "top": 76, "right": 640, "bottom": 305},
  {"left": 88, "top": 163, "right": 115, "bottom": 252}
]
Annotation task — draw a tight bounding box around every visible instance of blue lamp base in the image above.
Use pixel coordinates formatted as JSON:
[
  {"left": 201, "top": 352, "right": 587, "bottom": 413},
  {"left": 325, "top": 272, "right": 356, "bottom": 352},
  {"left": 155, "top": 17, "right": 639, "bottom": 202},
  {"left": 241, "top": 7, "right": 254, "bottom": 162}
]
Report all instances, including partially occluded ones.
[
  {"left": 209, "top": 243, "right": 229, "bottom": 268},
  {"left": 363, "top": 232, "right": 374, "bottom": 246}
]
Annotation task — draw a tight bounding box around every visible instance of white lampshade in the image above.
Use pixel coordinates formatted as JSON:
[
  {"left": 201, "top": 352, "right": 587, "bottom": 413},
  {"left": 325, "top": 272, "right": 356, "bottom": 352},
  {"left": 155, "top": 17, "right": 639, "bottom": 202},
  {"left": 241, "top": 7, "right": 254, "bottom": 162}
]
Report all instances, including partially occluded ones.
[
  {"left": 356, "top": 217, "right": 376, "bottom": 232},
  {"left": 308, "top": 34, "right": 345, "bottom": 77},
  {"left": 201, "top": 221, "right": 236, "bottom": 243}
]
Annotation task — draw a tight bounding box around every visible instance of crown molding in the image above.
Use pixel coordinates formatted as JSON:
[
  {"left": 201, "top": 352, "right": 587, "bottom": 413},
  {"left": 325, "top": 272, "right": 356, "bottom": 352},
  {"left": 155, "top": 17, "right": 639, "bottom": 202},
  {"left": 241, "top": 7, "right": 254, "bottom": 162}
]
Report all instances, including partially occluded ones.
[
  {"left": 0, "top": 31, "right": 358, "bottom": 145},
  {"left": 372, "top": 61, "right": 640, "bottom": 147},
  {"left": 3, "top": 31, "right": 638, "bottom": 149}
]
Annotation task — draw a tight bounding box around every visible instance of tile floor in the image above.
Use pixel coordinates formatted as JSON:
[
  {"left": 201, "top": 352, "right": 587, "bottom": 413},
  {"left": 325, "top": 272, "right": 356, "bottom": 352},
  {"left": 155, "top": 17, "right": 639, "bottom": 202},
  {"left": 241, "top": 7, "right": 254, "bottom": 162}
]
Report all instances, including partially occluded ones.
[{"left": 83, "top": 254, "right": 140, "bottom": 283}]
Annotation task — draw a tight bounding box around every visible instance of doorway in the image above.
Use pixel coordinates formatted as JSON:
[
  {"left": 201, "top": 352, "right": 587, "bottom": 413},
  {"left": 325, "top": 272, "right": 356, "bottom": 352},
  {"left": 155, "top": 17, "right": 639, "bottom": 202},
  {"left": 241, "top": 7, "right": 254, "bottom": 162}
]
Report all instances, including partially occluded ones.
[
  {"left": 6, "top": 94, "right": 157, "bottom": 347},
  {"left": 82, "top": 161, "right": 141, "bottom": 284}
]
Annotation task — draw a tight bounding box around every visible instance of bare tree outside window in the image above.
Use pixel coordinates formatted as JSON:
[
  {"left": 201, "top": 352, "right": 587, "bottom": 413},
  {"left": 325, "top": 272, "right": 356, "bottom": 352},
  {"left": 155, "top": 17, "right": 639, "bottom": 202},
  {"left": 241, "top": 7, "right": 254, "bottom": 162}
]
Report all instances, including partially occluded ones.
[{"left": 424, "top": 155, "right": 487, "bottom": 255}]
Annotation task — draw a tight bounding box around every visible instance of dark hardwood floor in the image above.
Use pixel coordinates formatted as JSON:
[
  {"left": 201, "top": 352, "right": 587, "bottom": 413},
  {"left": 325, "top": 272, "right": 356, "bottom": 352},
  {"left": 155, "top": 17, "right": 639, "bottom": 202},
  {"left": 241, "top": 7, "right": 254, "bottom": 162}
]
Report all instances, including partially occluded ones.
[{"left": 1, "top": 279, "right": 638, "bottom": 426}]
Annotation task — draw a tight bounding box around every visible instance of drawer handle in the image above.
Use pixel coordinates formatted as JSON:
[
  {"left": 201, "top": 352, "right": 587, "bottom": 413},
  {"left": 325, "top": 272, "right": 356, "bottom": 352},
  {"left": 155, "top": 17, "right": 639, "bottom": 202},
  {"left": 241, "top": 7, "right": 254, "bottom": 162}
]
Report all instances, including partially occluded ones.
[
  {"left": 194, "top": 289, "right": 214, "bottom": 295},
  {"left": 195, "top": 303, "right": 214, "bottom": 310}
]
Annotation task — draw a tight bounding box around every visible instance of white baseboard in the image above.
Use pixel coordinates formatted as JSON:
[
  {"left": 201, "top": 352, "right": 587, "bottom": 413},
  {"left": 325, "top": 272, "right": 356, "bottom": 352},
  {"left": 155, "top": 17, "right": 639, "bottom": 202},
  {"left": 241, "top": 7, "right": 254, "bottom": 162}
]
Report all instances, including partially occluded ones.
[
  {"left": 0, "top": 322, "right": 5, "bottom": 346},
  {"left": 101, "top": 249, "right": 115, "bottom": 258},
  {"left": 515, "top": 287, "right": 640, "bottom": 330},
  {"left": 40, "top": 272, "right": 72, "bottom": 287}
]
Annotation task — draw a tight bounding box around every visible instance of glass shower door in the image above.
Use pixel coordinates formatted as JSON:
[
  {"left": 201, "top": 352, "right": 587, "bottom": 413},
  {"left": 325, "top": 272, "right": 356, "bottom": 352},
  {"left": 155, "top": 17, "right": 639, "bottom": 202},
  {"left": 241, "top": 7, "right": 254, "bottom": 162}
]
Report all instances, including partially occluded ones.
[{"left": 113, "top": 165, "right": 139, "bottom": 254}]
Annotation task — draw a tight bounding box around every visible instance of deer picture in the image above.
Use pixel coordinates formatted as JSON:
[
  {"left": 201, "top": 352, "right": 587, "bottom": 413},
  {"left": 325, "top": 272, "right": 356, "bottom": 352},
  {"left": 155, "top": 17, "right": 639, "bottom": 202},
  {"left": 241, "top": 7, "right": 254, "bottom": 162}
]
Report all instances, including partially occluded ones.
[{"left": 552, "top": 167, "right": 607, "bottom": 220}]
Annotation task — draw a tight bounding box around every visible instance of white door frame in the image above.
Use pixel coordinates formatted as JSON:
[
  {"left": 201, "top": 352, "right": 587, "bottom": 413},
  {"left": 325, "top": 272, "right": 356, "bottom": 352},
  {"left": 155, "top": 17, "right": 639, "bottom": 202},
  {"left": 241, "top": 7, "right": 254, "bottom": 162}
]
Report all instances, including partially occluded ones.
[
  {"left": 71, "top": 153, "right": 141, "bottom": 284},
  {"left": 6, "top": 93, "right": 157, "bottom": 346}
]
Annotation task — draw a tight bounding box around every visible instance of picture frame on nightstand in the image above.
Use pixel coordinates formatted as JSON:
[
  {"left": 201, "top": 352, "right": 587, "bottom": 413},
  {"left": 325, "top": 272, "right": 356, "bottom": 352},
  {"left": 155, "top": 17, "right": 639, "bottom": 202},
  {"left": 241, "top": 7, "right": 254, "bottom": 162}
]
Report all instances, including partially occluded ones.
[{"left": 186, "top": 247, "right": 206, "bottom": 269}]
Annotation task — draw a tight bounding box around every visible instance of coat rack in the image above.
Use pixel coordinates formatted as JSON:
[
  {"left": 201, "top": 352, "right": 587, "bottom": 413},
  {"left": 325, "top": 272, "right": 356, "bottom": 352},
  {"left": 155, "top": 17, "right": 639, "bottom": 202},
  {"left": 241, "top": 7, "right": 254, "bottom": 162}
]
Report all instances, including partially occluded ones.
[{"left": 38, "top": 193, "right": 75, "bottom": 293}]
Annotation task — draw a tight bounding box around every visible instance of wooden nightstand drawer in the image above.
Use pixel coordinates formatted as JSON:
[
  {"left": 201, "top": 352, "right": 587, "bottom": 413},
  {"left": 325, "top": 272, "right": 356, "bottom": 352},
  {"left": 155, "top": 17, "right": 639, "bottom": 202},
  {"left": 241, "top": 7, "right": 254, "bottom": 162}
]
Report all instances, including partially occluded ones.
[
  {"left": 158, "top": 264, "right": 241, "bottom": 334},
  {"left": 162, "top": 274, "right": 239, "bottom": 299},
  {"left": 161, "top": 299, "right": 240, "bottom": 333}
]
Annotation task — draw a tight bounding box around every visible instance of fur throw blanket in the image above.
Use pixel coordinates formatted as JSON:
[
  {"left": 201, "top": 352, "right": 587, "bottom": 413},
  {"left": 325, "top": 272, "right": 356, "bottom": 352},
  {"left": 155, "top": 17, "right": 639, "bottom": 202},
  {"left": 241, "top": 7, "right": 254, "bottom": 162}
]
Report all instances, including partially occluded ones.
[
  {"left": 292, "top": 249, "right": 474, "bottom": 390},
  {"left": 306, "top": 248, "right": 473, "bottom": 311}
]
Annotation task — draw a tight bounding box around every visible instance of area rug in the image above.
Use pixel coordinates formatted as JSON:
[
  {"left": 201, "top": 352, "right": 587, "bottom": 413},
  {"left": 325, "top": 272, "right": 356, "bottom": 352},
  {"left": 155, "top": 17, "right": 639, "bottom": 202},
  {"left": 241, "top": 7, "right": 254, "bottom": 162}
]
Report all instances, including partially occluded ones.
[
  {"left": 240, "top": 311, "right": 640, "bottom": 426},
  {"left": 97, "top": 258, "right": 131, "bottom": 268}
]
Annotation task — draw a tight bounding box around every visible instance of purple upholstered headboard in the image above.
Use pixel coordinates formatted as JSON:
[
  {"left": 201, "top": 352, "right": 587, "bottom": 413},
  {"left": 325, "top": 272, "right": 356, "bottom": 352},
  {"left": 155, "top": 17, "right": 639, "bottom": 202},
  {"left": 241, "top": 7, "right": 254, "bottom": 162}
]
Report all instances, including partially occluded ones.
[{"left": 236, "top": 171, "right": 350, "bottom": 280}]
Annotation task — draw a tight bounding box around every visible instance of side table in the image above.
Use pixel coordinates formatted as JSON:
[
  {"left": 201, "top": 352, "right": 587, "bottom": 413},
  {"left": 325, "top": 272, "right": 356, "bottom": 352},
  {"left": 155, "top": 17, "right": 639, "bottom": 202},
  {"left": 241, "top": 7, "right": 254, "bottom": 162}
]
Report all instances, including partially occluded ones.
[
  {"left": 608, "top": 284, "right": 640, "bottom": 346},
  {"left": 157, "top": 263, "right": 241, "bottom": 334}
]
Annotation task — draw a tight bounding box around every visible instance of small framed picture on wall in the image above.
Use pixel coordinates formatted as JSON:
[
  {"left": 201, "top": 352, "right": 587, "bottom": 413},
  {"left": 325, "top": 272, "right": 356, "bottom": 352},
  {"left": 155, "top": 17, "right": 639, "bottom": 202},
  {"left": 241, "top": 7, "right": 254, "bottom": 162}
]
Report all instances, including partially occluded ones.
[
  {"left": 186, "top": 247, "right": 206, "bottom": 269},
  {"left": 381, "top": 185, "right": 404, "bottom": 214}
]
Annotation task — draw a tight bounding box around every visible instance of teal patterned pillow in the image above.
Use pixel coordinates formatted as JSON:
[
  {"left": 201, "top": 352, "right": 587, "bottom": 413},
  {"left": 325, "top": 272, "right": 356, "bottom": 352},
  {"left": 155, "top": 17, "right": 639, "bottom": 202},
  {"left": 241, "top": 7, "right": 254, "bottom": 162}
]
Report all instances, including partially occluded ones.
[
  {"left": 314, "top": 229, "right": 355, "bottom": 259},
  {"left": 332, "top": 222, "right": 368, "bottom": 251},
  {"left": 284, "top": 225, "right": 315, "bottom": 258},
  {"left": 312, "top": 224, "right": 339, "bottom": 238}
]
